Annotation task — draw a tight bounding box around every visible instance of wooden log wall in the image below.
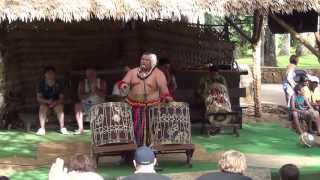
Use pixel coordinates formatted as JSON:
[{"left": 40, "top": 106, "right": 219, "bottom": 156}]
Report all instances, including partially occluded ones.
[{"left": 0, "top": 20, "right": 235, "bottom": 113}]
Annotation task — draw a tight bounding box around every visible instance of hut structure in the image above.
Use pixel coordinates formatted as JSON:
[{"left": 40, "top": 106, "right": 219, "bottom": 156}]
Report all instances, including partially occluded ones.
[{"left": 0, "top": 0, "right": 319, "bottom": 119}]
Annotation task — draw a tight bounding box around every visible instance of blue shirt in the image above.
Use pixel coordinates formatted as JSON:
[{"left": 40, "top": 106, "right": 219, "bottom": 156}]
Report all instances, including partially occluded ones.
[
  {"left": 37, "top": 79, "right": 64, "bottom": 100},
  {"left": 294, "top": 95, "right": 307, "bottom": 110}
]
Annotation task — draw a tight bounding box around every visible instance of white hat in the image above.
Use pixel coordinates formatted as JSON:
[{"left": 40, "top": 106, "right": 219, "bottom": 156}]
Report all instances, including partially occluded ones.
[{"left": 309, "top": 75, "right": 319, "bottom": 83}]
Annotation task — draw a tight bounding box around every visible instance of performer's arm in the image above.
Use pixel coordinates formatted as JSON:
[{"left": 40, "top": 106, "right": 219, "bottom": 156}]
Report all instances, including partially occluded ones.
[
  {"left": 118, "top": 70, "right": 131, "bottom": 90},
  {"left": 157, "top": 71, "right": 173, "bottom": 102}
]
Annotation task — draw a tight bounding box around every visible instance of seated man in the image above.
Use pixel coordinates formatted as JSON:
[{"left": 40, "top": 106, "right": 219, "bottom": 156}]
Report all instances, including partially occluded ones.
[
  {"left": 303, "top": 75, "right": 320, "bottom": 110},
  {"left": 290, "top": 84, "right": 320, "bottom": 135},
  {"left": 36, "top": 66, "right": 68, "bottom": 136},
  {"left": 74, "top": 67, "right": 107, "bottom": 134},
  {"left": 123, "top": 146, "right": 171, "bottom": 180},
  {"left": 196, "top": 150, "right": 252, "bottom": 180},
  {"left": 197, "top": 65, "right": 232, "bottom": 133}
]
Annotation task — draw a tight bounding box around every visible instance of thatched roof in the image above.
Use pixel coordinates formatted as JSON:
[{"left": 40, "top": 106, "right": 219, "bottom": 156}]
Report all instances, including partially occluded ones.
[{"left": 0, "top": 0, "right": 319, "bottom": 23}]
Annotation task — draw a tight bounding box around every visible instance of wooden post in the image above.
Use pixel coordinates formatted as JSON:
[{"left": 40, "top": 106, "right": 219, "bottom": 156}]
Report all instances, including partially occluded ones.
[
  {"left": 252, "top": 12, "right": 264, "bottom": 117},
  {"left": 314, "top": 32, "right": 320, "bottom": 50},
  {"left": 270, "top": 14, "right": 320, "bottom": 59}
]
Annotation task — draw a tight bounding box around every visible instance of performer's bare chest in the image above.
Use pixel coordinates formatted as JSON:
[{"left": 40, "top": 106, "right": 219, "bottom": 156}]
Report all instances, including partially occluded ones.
[{"left": 131, "top": 75, "right": 157, "bottom": 91}]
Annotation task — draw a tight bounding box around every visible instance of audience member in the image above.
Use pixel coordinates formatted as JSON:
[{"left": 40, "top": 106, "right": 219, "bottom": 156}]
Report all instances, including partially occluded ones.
[
  {"left": 74, "top": 67, "right": 107, "bottom": 134},
  {"left": 0, "top": 176, "right": 10, "bottom": 180},
  {"left": 279, "top": 164, "right": 300, "bottom": 180},
  {"left": 48, "top": 154, "right": 103, "bottom": 180},
  {"left": 196, "top": 150, "right": 252, "bottom": 180},
  {"left": 283, "top": 55, "right": 299, "bottom": 107},
  {"left": 290, "top": 84, "right": 320, "bottom": 135},
  {"left": 36, "top": 66, "right": 68, "bottom": 136},
  {"left": 68, "top": 154, "right": 103, "bottom": 180},
  {"left": 303, "top": 75, "right": 320, "bottom": 110},
  {"left": 122, "top": 146, "right": 171, "bottom": 180}
]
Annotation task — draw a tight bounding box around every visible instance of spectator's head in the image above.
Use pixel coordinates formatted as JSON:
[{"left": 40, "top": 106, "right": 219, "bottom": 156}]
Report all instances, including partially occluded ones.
[
  {"left": 86, "top": 67, "right": 97, "bottom": 81},
  {"left": 69, "top": 154, "right": 96, "bottom": 172},
  {"left": 294, "top": 84, "right": 304, "bottom": 96},
  {"left": 289, "top": 55, "right": 299, "bottom": 65},
  {"left": 140, "top": 52, "right": 157, "bottom": 72},
  {"left": 133, "top": 146, "right": 156, "bottom": 170},
  {"left": 219, "top": 150, "right": 247, "bottom": 175},
  {"left": 0, "top": 176, "right": 10, "bottom": 180},
  {"left": 308, "top": 76, "right": 319, "bottom": 91},
  {"left": 300, "top": 75, "right": 309, "bottom": 87},
  {"left": 279, "top": 164, "right": 299, "bottom": 180},
  {"left": 43, "top": 66, "right": 56, "bottom": 81}
]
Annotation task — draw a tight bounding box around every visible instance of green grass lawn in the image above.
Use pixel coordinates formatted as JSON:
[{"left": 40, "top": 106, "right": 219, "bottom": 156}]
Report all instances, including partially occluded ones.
[
  {"left": 2, "top": 122, "right": 320, "bottom": 159},
  {"left": 237, "top": 54, "right": 320, "bottom": 68},
  {"left": 192, "top": 122, "right": 320, "bottom": 157},
  {"left": 0, "top": 130, "right": 91, "bottom": 158},
  {"left": 6, "top": 122, "right": 320, "bottom": 180}
]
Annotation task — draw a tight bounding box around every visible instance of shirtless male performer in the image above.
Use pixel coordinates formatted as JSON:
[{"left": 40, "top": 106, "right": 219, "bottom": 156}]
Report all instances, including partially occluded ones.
[{"left": 117, "top": 52, "right": 173, "bottom": 146}]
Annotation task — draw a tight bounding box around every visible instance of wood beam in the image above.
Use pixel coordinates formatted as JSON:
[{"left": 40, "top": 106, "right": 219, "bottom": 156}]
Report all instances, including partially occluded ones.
[
  {"left": 225, "top": 18, "right": 253, "bottom": 44},
  {"left": 270, "top": 14, "right": 320, "bottom": 58}
]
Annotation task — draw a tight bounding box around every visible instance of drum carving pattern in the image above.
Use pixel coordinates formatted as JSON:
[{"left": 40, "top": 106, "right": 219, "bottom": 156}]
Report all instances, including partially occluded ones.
[
  {"left": 149, "top": 102, "right": 191, "bottom": 145},
  {"left": 90, "top": 102, "right": 134, "bottom": 146}
]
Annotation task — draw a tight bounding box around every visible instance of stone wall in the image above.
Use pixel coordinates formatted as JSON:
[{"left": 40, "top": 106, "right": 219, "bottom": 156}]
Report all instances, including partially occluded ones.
[{"left": 261, "top": 67, "right": 320, "bottom": 84}]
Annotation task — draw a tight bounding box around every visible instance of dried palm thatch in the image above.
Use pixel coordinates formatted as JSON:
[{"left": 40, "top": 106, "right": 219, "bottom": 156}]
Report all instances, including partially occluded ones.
[{"left": 0, "top": 0, "right": 319, "bottom": 23}]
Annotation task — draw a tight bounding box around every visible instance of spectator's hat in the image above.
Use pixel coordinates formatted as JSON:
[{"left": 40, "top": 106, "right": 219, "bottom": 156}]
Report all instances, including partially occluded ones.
[
  {"left": 309, "top": 75, "right": 319, "bottom": 83},
  {"left": 134, "top": 146, "right": 155, "bottom": 165}
]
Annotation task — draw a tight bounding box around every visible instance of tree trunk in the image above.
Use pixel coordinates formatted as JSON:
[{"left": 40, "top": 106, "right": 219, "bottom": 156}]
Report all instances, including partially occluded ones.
[
  {"left": 296, "top": 33, "right": 307, "bottom": 56},
  {"left": 252, "top": 41, "right": 263, "bottom": 117},
  {"left": 315, "top": 32, "right": 320, "bottom": 50},
  {"left": 264, "top": 24, "right": 276, "bottom": 66},
  {"left": 279, "top": 34, "right": 290, "bottom": 55},
  {"left": 252, "top": 13, "right": 264, "bottom": 117}
]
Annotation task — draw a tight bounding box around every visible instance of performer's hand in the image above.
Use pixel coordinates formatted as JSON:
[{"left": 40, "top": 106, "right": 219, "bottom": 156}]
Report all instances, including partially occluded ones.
[
  {"left": 48, "top": 158, "right": 68, "bottom": 180},
  {"left": 164, "top": 96, "right": 173, "bottom": 103},
  {"left": 121, "top": 83, "right": 128, "bottom": 90}
]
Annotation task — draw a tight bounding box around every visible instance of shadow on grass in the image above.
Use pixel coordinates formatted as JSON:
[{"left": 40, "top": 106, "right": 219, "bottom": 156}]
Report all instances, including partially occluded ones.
[{"left": 0, "top": 130, "right": 91, "bottom": 158}]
